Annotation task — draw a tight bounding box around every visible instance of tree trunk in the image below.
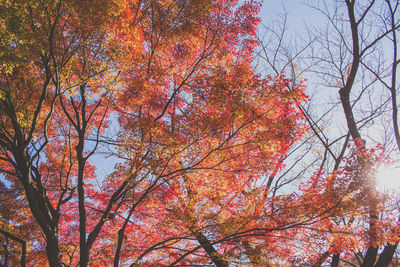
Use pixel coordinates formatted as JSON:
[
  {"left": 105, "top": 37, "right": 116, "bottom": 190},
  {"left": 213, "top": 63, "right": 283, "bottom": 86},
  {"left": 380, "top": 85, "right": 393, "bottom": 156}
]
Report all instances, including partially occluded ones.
[
  {"left": 374, "top": 243, "right": 398, "bottom": 267},
  {"left": 331, "top": 254, "right": 340, "bottom": 267},
  {"left": 361, "top": 247, "right": 378, "bottom": 267},
  {"left": 46, "top": 234, "right": 62, "bottom": 267},
  {"left": 194, "top": 232, "right": 228, "bottom": 267},
  {"left": 14, "top": 150, "right": 62, "bottom": 267}
]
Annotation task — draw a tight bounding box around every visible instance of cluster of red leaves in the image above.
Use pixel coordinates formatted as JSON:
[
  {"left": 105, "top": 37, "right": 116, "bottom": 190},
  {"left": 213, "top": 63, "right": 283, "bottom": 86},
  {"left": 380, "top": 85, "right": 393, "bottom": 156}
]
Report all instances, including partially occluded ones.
[{"left": 3, "top": 0, "right": 387, "bottom": 266}]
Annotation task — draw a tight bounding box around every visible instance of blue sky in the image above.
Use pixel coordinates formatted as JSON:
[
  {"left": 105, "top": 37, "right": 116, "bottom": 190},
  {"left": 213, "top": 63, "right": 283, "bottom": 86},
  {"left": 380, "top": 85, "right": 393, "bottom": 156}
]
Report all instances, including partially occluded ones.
[{"left": 260, "top": 0, "right": 322, "bottom": 32}]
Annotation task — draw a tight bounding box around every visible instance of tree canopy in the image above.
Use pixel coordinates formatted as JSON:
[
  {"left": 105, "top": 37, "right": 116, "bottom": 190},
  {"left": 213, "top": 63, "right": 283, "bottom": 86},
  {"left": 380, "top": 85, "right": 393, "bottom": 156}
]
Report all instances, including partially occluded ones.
[{"left": 0, "top": 0, "right": 399, "bottom": 266}]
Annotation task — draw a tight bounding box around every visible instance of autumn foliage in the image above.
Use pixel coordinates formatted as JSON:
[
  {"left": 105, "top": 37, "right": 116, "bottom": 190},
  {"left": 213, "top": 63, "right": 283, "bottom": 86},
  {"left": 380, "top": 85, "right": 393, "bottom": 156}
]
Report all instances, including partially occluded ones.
[{"left": 0, "top": 0, "right": 398, "bottom": 266}]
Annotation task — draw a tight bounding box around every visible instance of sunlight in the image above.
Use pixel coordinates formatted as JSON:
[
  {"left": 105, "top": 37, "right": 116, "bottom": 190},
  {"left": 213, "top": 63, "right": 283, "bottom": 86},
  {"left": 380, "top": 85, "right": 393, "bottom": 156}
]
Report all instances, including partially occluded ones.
[{"left": 376, "top": 165, "right": 400, "bottom": 191}]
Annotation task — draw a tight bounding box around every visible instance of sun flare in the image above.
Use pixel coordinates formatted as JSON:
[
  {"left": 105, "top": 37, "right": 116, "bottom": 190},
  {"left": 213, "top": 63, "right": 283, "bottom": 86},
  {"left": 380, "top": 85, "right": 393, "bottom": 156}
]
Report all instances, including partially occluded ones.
[{"left": 376, "top": 165, "right": 400, "bottom": 191}]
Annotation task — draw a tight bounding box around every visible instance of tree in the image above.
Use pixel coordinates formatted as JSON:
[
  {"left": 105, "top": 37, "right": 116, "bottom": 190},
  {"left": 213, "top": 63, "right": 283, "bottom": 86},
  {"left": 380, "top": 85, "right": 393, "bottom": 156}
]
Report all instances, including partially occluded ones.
[
  {"left": 257, "top": 0, "right": 400, "bottom": 265},
  {"left": 0, "top": 0, "right": 313, "bottom": 266}
]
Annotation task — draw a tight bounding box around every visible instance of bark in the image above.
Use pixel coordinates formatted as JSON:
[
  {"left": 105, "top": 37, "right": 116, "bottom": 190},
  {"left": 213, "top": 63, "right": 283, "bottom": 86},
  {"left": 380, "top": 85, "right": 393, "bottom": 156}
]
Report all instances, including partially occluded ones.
[
  {"left": 12, "top": 145, "right": 62, "bottom": 267},
  {"left": 341, "top": 2, "right": 379, "bottom": 265},
  {"left": 340, "top": 0, "right": 361, "bottom": 143},
  {"left": 76, "top": 136, "right": 89, "bottom": 267},
  {"left": 46, "top": 234, "right": 62, "bottom": 267},
  {"left": 388, "top": 0, "right": 400, "bottom": 153},
  {"left": 194, "top": 232, "right": 228, "bottom": 267},
  {"left": 361, "top": 246, "right": 378, "bottom": 267},
  {"left": 331, "top": 254, "right": 340, "bottom": 267},
  {"left": 114, "top": 205, "right": 135, "bottom": 267},
  {"left": 374, "top": 243, "right": 398, "bottom": 267}
]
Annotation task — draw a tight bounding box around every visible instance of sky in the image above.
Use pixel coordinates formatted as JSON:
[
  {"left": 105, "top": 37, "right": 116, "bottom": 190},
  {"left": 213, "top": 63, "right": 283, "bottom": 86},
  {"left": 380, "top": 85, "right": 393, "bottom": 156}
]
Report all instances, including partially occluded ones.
[
  {"left": 260, "top": 0, "right": 322, "bottom": 32},
  {"left": 259, "top": 0, "right": 400, "bottom": 191}
]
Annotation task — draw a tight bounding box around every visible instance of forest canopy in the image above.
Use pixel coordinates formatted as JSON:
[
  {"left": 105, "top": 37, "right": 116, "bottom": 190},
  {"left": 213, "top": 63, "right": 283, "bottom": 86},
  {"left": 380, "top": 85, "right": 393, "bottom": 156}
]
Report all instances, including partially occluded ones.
[{"left": 0, "top": 0, "right": 399, "bottom": 266}]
